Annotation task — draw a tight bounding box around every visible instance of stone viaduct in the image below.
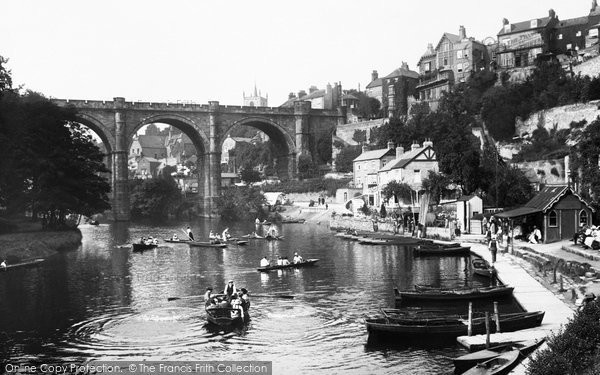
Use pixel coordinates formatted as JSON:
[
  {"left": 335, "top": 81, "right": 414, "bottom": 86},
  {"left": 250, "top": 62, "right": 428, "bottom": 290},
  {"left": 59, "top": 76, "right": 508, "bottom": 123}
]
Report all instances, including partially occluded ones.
[{"left": 51, "top": 97, "right": 345, "bottom": 220}]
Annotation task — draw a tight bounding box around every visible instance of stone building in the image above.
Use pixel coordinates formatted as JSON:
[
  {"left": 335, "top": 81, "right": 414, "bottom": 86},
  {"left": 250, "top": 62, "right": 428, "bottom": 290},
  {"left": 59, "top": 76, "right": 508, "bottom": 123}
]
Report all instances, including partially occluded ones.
[
  {"left": 416, "top": 26, "right": 489, "bottom": 111},
  {"left": 365, "top": 63, "right": 419, "bottom": 117},
  {"left": 280, "top": 83, "right": 342, "bottom": 110}
]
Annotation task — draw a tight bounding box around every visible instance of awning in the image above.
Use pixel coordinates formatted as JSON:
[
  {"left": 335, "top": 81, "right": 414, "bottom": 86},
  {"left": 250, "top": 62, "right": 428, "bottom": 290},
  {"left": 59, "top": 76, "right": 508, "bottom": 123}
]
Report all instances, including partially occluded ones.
[{"left": 494, "top": 207, "right": 541, "bottom": 219}]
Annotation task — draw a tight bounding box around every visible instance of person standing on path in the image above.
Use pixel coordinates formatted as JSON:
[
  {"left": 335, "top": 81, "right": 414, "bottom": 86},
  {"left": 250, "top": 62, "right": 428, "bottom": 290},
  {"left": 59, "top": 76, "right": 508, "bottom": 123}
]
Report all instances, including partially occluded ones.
[{"left": 489, "top": 233, "right": 498, "bottom": 264}]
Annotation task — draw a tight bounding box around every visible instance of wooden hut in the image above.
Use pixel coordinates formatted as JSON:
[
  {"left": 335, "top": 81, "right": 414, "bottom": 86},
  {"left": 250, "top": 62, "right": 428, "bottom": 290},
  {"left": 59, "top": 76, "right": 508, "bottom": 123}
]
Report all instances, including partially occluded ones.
[{"left": 496, "top": 185, "right": 595, "bottom": 243}]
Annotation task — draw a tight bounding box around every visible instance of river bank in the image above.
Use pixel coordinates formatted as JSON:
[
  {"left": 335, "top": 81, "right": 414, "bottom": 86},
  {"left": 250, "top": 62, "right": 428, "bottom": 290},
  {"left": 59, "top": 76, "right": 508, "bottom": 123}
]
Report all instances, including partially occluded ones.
[{"left": 0, "top": 226, "right": 82, "bottom": 262}]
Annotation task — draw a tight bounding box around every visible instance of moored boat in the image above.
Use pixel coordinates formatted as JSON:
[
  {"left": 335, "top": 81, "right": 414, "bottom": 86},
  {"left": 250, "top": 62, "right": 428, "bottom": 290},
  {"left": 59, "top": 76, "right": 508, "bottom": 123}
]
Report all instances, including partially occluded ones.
[
  {"left": 394, "top": 285, "right": 514, "bottom": 301},
  {"left": 453, "top": 339, "right": 545, "bottom": 374},
  {"left": 242, "top": 233, "right": 265, "bottom": 239},
  {"left": 164, "top": 239, "right": 192, "bottom": 243},
  {"left": 282, "top": 218, "right": 305, "bottom": 224},
  {"left": 473, "top": 258, "right": 497, "bottom": 278},
  {"left": 188, "top": 241, "right": 227, "bottom": 248},
  {"left": 132, "top": 243, "right": 158, "bottom": 252},
  {"left": 366, "top": 311, "right": 544, "bottom": 341},
  {"left": 358, "top": 238, "right": 389, "bottom": 245},
  {"left": 461, "top": 349, "right": 521, "bottom": 375},
  {"left": 1, "top": 258, "right": 45, "bottom": 272},
  {"left": 413, "top": 245, "right": 471, "bottom": 256},
  {"left": 257, "top": 259, "right": 319, "bottom": 272}
]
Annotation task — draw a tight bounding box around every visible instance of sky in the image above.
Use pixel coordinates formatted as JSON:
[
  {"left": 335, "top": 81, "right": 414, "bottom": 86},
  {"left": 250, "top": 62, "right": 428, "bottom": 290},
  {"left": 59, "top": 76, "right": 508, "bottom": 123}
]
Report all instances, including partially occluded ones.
[{"left": 0, "top": 0, "right": 590, "bottom": 107}]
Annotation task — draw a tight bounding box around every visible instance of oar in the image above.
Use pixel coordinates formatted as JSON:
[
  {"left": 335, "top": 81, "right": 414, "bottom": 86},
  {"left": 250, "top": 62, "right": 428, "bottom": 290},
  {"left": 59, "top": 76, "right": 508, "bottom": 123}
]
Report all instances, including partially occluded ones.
[
  {"left": 181, "top": 228, "right": 193, "bottom": 241},
  {"left": 168, "top": 293, "right": 226, "bottom": 302},
  {"left": 249, "top": 293, "right": 294, "bottom": 299}
]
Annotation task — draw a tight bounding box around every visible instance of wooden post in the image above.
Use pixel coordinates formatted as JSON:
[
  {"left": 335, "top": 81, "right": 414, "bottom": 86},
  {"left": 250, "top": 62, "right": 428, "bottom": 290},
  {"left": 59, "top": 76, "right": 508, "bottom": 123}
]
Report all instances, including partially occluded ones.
[
  {"left": 494, "top": 302, "right": 500, "bottom": 333},
  {"left": 485, "top": 311, "right": 490, "bottom": 348},
  {"left": 468, "top": 302, "right": 473, "bottom": 336},
  {"left": 560, "top": 275, "right": 565, "bottom": 292}
]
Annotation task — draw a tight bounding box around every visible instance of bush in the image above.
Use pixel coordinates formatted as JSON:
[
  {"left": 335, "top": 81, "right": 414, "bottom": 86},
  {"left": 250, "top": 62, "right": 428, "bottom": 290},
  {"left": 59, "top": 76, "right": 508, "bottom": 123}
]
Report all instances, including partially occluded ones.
[
  {"left": 527, "top": 300, "right": 600, "bottom": 374},
  {"left": 215, "top": 186, "right": 267, "bottom": 221}
]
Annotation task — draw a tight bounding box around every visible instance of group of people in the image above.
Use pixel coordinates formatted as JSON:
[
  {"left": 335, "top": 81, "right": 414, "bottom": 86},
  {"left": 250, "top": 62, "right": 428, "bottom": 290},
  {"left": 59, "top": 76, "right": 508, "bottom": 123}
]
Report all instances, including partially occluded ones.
[
  {"left": 139, "top": 236, "right": 158, "bottom": 245},
  {"left": 573, "top": 224, "right": 600, "bottom": 249},
  {"left": 204, "top": 280, "right": 250, "bottom": 318},
  {"left": 209, "top": 228, "right": 231, "bottom": 244},
  {"left": 260, "top": 252, "right": 304, "bottom": 267}
]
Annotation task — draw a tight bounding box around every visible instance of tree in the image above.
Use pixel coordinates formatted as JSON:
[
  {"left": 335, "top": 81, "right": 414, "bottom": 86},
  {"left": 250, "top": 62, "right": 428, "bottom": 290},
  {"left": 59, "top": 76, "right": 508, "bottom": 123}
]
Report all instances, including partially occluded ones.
[
  {"left": 422, "top": 171, "right": 453, "bottom": 205},
  {"left": 215, "top": 186, "right": 266, "bottom": 220},
  {"left": 240, "top": 168, "right": 262, "bottom": 185},
  {"left": 381, "top": 181, "right": 414, "bottom": 205},
  {"left": 0, "top": 56, "right": 12, "bottom": 93},
  {"left": 129, "top": 176, "right": 182, "bottom": 219},
  {"left": 380, "top": 203, "right": 387, "bottom": 218},
  {"left": 352, "top": 129, "right": 367, "bottom": 144},
  {"left": 316, "top": 134, "right": 333, "bottom": 164},
  {"left": 570, "top": 118, "right": 600, "bottom": 202},
  {"left": 335, "top": 145, "right": 362, "bottom": 173},
  {"left": 297, "top": 154, "right": 315, "bottom": 179}
]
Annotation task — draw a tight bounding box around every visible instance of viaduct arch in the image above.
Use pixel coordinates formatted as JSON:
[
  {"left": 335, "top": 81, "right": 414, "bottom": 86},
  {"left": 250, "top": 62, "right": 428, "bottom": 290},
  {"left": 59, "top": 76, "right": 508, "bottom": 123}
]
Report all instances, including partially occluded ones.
[{"left": 53, "top": 97, "right": 344, "bottom": 220}]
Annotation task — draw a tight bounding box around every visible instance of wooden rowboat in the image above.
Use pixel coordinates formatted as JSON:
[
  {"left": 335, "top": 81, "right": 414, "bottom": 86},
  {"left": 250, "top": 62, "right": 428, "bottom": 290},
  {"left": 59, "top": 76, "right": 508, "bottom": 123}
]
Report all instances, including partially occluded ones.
[
  {"left": 454, "top": 339, "right": 545, "bottom": 374},
  {"left": 132, "top": 243, "right": 158, "bottom": 252},
  {"left": 394, "top": 285, "right": 514, "bottom": 301},
  {"left": 413, "top": 245, "right": 471, "bottom": 256},
  {"left": 164, "top": 239, "right": 192, "bottom": 243},
  {"left": 1, "top": 258, "right": 45, "bottom": 272},
  {"left": 257, "top": 259, "right": 319, "bottom": 272},
  {"left": 473, "top": 258, "right": 497, "bottom": 278},
  {"left": 188, "top": 241, "right": 227, "bottom": 248},
  {"left": 282, "top": 218, "right": 305, "bottom": 224},
  {"left": 366, "top": 311, "right": 544, "bottom": 341},
  {"left": 462, "top": 349, "right": 521, "bottom": 375},
  {"left": 358, "top": 238, "right": 389, "bottom": 245}
]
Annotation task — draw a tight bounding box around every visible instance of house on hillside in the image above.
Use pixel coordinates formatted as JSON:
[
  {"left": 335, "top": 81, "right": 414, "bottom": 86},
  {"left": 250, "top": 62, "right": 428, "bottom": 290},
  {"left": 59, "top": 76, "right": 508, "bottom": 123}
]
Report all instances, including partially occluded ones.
[
  {"left": 280, "top": 83, "right": 342, "bottom": 110},
  {"left": 377, "top": 140, "right": 438, "bottom": 209},
  {"left": 130, "top": 135, "right": 167, "bottom": 159},
  {"left": 496, "top": 185, "right": 595, "bottom": 243},
  {"left": 365, "top": 63, "right": 419, "bottom": 117},
  {"left": 352, "top": 142, "right": 398, "bottom": 189}
]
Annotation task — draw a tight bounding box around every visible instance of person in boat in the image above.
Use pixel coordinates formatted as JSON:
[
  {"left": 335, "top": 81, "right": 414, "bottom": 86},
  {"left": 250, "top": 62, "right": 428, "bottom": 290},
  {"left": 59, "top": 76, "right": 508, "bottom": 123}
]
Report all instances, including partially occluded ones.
[
  {"left": 152, "top": 237, "right": 158, "bottom": 245},
  {"left": 293, "top": 252, "right": 303, "bottom": 264},
  {"left": 255, "top": 217, "right": 261, "bottom": 225},
  {"left": 239, "top": 288, "right": 250, "bottom": 311},
  {"left": 230, "top": 294, "right": 243, "bottom": 318},
  {"left": 204, "top": 287, "right": 215, "bottom": 307},
  {"left": 171, "top": 234, "right": 179, "bottom": 241},
  {"left": 1, "top": 259, "right": 6, "bottom": 270},
  {"left": 186, "top": 226, "right": 195, "bottom": 241},
  {"left": 266, "top": 224, "right": 278, "bottom": 238},
  {"left": 209, "top": 230, "right": 221, "bottom": 244},
  {"left": 224, "top": 280, "right": 237, "bottom": 301},
  {"left": 276, "top": 256, "right": 283, "bottom": 266},
  {"left": 251, "top": 231, "right": 260, "bottom": 238},
  {"left": 260, "top": 256, "right": 270, "bottom": 267},
  {"left": 222, "top": 228, "right": 231, "bottom": 241},
  {"left": 281, "top": 257, "right": 290, "bottom": 266}
]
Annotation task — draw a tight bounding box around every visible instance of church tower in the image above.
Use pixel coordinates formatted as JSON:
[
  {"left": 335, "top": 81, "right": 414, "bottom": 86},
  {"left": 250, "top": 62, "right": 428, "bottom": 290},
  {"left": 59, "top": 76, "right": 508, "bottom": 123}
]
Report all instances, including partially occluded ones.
[{"left": 243, "top": 84, "right": 268, "bottom": 107}]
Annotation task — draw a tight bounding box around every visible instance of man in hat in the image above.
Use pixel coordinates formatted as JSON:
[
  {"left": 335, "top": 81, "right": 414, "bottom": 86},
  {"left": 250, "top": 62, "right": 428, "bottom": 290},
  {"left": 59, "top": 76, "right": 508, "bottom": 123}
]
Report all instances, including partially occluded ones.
[
  {"left": 224, "top": 280, "right": 237, "bottom": 301},
  {"left": 293, "top": 252, "right": 303, "bottom": 264},
  {"left": 260, "top": 256, "right": 270, "bottom": 267}
]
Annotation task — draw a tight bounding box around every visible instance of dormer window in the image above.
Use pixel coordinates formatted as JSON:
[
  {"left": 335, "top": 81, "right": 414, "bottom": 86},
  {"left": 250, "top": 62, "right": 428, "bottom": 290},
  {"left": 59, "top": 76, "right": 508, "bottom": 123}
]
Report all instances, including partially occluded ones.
[
  {"left": 530, "top": 19, "right": 539, "bottom": 28},
  {"left": 504, "top": 24, "right": 511, "bottom": 32}
]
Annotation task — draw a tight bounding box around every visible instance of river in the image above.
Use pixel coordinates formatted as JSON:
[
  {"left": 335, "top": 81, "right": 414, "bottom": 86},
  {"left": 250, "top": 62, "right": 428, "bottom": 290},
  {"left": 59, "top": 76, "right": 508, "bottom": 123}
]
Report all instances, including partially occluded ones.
[{"left": 0, "top": 220, "right": 523, "bottom": 374}]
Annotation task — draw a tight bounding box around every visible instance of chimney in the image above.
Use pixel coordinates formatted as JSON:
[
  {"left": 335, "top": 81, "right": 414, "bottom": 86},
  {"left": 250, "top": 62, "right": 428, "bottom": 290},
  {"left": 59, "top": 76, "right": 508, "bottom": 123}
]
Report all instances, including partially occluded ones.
[
  {"left": 411, "top": 141, "right": 420, "bottom": 151},
  {"left": 459, "top": 25, "right": 466, "bottom": 39},
  {"left": 426, "top": 43, "right": 435, "bottom": 55},
  {"left": 309, "top": 85, "right": 318, "bottom": 94},
  {"left": 401, "top": 61, "right": 409, "bottom": 70},
  {"left": 396, "top": 146, "right": 404, "bottom": 159},
  {"left": 423, "top": 138, "right": 433, "bottom": 148},
  {"left": 371, "top": 70, "right": 378, "bottom": 81},
  {"left": 387, "top": 141, "right": 394, "bottom": 149},
  {"left": 288, "top": 92, "right": 296, "bottom": 99},
  {"left": 549, "top": 8, "right": 556, "bottom": 19},
  {"left": 362, "top": 144, "right": 369, "bottom": 153},
  {"left": 298, "top": 90, "right": 307, "bottom": 98}
]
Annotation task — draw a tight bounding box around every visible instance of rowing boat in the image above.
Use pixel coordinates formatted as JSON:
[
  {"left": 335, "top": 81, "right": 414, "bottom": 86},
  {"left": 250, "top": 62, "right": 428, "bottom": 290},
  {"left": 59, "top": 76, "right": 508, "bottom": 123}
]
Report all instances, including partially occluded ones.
[
  {"left": 1, "top": 258, "right": 45, "bottom": 271},
  {"left": 257, "top": 259, "right": 319, "bottom": 272},
  {"left": 282, "top": 218, "right": 305, "bottom": 224},
  {"left": 394, "top": 285, "right": 514, "bottom": 301},
  {"left": 412, "top": 245, "right": 471, "bottom": 256},
  {"left": 454, "top": 339, "right": 545, "bottom": 373},
  {"left": 358, "top": 238, "right": 389, "bottom": 245},
  {"left": 188, "top": 241, "right": 227, "bottom": 248},
  {"left": 366, "top": 311, "right": 544, "bottom": 341},
  {"left": 473, "top": 258, "right": 497, "bottom": 278},
  {"left": 132, "top": 243, "right": 158, "bottom": 252},
  {"left": 462, "top": 349, "right": 521, "bottom": 375},
  {"left": 164, "top": 239, "right": 192, "bottom": 243}
]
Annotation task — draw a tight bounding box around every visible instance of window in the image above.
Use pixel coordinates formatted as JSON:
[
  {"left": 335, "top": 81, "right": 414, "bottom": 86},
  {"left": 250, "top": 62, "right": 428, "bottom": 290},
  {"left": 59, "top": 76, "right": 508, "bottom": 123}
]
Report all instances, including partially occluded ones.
[
  {"left": 456, "top": 51, "right": 462, "bottom": 59},
  {"left": 549, "top": 210, "right": 558, "bottom": 227},
  {"left": 424, "top": 62, "right": 431, "bottom": 72},
  {"left": 567, "top": 43, "right": 572, "bottom": 50},
  {"left": 590, "top": 29, "right": 599, "bottom": 38},
  {"left": 580, "top": 210, "right": 589, "bottom": 226},
  {"left": 457, "top": 63, "right": 463, "bottom": 73},
  {"left": 558, "top": 34, "right": 563, "bottom": 40},
  {"left": 576, "top": 31, "right": 582, "bottom": 37}
]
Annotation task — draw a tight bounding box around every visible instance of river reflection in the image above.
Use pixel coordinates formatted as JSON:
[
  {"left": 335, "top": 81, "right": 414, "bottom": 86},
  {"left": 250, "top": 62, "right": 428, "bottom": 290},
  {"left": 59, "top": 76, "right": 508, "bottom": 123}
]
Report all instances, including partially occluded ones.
[{"left": 0, "top": 220, "right": 522, "bottom": 374}]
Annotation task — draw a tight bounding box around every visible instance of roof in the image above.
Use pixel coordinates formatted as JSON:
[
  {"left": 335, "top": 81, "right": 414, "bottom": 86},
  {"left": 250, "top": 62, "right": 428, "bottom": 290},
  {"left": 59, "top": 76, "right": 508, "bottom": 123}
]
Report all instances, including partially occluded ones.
[
  {"left": 231, "top": 137, "right": 253, "bottom": 143},
  {"left": 378, "top": 145, "right": 434, "bottom": 172},
  {"left": 494, "top": 206, "right": 542, "bottom": 219},
  {"left": 457, "top": 195, "right": 481, "bottom": 202},
  {"left": 279, "top": 89, "right": 326, "bottom": 107},
  {"left": 137, "top": 135, "right": 166, "bottom": 149},
  {"left": 342, "top": 93, "right": 359, "bottom": 100},
  {"left": 435, "top": 33, "right": 461, "bottom": 51},
  {"left": 495, "top": 185, "right": 595, "bottom": 219},
  {"left": 366, "top": 77, "right": 383, "bottom": 89},
  {"left": 353, "top": 148, "right": 395, "bottom": 162},
  {"left": 498, "top": 17, "right": 552, "bottom": 36},
  {"left": 556, "top": 16, "right": 589, "bottom": 28},
  {"left": 383, "top": 66, "right": 419, "bottom": 80}
]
